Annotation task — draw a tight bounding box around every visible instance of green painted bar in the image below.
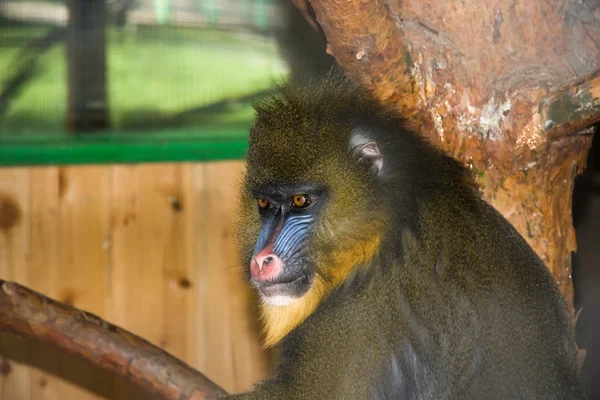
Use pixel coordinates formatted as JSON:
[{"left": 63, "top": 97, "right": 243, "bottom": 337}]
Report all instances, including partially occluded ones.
[{"left": 0, "top": 128, "right": 249, "bottom": 166}]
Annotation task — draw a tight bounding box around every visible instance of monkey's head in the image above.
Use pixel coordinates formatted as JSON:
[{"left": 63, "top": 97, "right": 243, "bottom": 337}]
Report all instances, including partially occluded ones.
[{"left": 238, "top": 74, "right": 412, "bottom": 346}]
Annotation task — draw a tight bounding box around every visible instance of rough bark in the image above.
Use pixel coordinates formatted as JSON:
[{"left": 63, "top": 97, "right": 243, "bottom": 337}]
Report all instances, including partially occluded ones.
[
  {"left": 0, "top": 280, "right": 228, "bottom": 400},
  {"left": 301, "top": 0, "right": 600, "bottom": 317}
]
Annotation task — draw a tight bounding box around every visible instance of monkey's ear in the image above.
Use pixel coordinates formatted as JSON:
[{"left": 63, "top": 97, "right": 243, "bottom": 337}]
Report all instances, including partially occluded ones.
[{"left": 349, "top": 130, "right": 384, "bottom": 176}]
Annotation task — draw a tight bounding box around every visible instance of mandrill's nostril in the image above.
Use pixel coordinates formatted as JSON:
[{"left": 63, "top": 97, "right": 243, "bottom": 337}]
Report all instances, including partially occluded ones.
[{"left": 252, "top": 253, "right": 282, "bottom": 279}]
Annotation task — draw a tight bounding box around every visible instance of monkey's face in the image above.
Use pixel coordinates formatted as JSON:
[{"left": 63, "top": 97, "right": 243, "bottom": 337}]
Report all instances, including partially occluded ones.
[
  {"left": 235, "top": 77, "right": 396, "bottom": 345},
  {"left": 244, "top": 182, "right": 327, "bottom": 306},
  {"left": 238, "top": 121, "right": 386, "bottom": 310}
]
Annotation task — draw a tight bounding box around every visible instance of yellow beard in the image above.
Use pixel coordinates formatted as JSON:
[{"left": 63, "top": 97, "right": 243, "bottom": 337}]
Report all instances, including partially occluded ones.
[
  {"left": 258, "top": 234, "right": 381, "bottom": 348},
  {"left": 259, "top": 276, "right": 327, "bottom": 347}
]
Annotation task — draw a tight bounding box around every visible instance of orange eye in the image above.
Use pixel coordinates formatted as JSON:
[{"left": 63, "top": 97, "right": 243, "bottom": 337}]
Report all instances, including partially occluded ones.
[
  {"left": 293, "top": 194, "right": 312, "bottom": 208},
  {"left": 257, "top": 198, "right": 269, "bottom": 209}
]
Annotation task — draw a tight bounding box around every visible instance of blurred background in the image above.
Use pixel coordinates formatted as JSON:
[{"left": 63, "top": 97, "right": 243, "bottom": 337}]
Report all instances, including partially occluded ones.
[
  {"left": 0, "top": 0, "right": 334, "bottom": 144},
  {"left": 0, "top": 0, "right": 598, "bottom": 399}
]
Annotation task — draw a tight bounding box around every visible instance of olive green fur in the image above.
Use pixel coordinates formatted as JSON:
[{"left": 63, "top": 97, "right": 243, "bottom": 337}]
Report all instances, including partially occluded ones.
[
  {"left": 237, "top": 72, "right": 394, "bottom": 282},
  {"left": 229, "top": 73, "right": 585, "bottom": 399}
]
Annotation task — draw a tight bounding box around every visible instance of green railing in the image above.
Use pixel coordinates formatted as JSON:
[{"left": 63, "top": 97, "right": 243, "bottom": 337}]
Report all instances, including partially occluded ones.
[{"left": 0, "top": 127, "right": 249, "bottom": 166}]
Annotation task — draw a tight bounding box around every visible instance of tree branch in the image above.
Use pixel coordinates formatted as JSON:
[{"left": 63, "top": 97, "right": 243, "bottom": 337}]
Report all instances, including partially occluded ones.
[
  {"left": 0, "top": 280, "right": 228, "bottom": 400},
  {"left": 542, "top": 69, "right": 600, "bottom": 140}
]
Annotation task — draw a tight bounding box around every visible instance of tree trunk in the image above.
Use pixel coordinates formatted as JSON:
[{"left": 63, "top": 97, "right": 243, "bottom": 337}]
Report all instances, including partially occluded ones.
[{"left": 298, "top": 0, "right": 600, "bottom": 321}]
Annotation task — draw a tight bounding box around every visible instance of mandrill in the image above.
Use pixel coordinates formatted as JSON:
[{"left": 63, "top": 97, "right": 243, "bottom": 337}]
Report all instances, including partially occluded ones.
[{"left": 226, "top": 72, "right": 585, "bottom": 399}]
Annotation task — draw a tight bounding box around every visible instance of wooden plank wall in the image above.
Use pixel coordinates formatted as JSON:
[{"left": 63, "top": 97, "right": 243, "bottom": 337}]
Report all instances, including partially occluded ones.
[{"left": 0, "top": 161, "right": 273, "bottom": 400}]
